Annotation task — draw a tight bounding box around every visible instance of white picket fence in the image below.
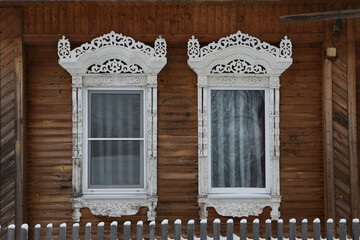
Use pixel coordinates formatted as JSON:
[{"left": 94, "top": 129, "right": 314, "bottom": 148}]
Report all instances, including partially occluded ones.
[{"left": 2, "top": 218, "right": 359, "bottom": 240}]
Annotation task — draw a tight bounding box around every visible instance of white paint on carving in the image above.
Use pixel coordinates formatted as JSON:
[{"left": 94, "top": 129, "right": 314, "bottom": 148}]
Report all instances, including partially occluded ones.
[
  {"left": 59, "top": 32, "right": 167, "bottom": 221},
  {"left": 188, "top": 31, "right": 292, "bottom": 220}
]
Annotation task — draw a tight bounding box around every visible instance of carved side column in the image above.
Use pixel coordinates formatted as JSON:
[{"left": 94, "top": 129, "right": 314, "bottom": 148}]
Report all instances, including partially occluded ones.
[
  {"left": 198, "top": 75, "right": 208, "bottom": 219},
  {"left": 147, "top": 75, "right": 158, "bottom": 221},
  {"left": 270, "top": 76, "right": 281, "bottom": 219},
  {"left": 71, "top": 76, "right": 82, "bottom": 222}
]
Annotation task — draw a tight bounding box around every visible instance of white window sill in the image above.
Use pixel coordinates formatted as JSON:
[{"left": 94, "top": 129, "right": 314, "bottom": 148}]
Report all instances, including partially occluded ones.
[
  {"left": 199, "top": 194, "right": 281, "bottom": 220},
  {"left": 208, "top": 193, "right": 272, "bottom": 199},
  {"left": 71, "top": 195, "right": 157, "bottom": 222}
]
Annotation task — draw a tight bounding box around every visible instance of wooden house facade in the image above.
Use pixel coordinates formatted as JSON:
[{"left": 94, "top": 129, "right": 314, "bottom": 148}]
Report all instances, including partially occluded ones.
[{"left": 0, "top": 0, "right": 360, "bottom": 238}]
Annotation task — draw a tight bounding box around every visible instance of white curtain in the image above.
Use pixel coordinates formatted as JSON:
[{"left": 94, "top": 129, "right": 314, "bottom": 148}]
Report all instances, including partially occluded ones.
[
  {"left": 89, "top": 92, "right": 142, "bottom": 187},
  {"left": 211, "top": 90, "right": 265, "bottom": 188}
]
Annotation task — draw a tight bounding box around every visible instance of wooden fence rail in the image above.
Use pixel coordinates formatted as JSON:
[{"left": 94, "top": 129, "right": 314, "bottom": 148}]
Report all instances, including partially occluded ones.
[{"left": 1, "top": 218, "right": 359, "bottom": 240}]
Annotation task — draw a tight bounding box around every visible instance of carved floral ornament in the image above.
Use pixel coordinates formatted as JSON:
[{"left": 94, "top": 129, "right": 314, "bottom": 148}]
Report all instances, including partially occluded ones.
[
  {"left": 58, "top": 32, "right": 167, "bottom": 222},
  {"left": 187, "top": 30, "right": 292, "bottom": 62},
  {"left": 58, "top": 31, "right": 167, "bottom": 76},
  {"left": 187, "top": 31, "right": 292, "bottom": 220},
  {"left": 58, "top": 31, "right": 167, "bottom": 61}
]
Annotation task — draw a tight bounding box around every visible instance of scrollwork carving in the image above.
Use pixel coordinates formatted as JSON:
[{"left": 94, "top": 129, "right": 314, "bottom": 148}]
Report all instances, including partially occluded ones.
[
  {"left": 87, "top": 59, "right": 143, "bottom": 74},
  {"left": 216, "top": 77, "right": 263, "bottom": 86},
  {"left": 86, "top": 201, "right": 141, "bottom": 218},
  {"left": 208, "top": 201, "right": 280, "bottom": 218},
  {"left": 154, "top": 35, "right": 167, "bottom": 58},
  {"left": 278, "top": 36, "right": 292, "bottom": 62},
  {"left": 188, "top": 36, "right": 201, "bottom": 59},
  {"left": 58, "top": 35, "right": 70, "bottom": 60},
  {"left": 188, "top": 30, "right": 292, "bottom": 62},
  {"left": 58, "top": 31, "right": 166, "bottom": 61},
  {"left": 211, "top": 59, "right": 267, "bottom": 74}
]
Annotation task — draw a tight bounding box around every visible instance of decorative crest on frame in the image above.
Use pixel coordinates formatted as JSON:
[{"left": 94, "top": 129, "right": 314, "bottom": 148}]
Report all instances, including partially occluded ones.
[
  {"left": 187, "top": 30, "right": 292, "bottom": 62},
  {"left": 86, "top": 59, "right": 144, "bottom": 74},
  {"left": 58, "top": 31, "right": 167, "bottom": 62}
]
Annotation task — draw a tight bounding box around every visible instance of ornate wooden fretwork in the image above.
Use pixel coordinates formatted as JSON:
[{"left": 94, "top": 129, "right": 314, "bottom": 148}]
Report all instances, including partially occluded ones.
[
  {"left": 87, "top": 59, "right": 144, "bottom": 74},
  {"left": 58, "top": 31, "right": 167, "bottom": 222},
  {"left": 211, "top": 59, "right": 267, "bottom": 74},
  {"left": 188, "top": 31, "right": 292, "bottom": 220}
]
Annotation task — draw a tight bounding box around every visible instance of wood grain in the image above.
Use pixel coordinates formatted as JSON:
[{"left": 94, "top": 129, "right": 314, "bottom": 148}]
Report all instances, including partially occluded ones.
[{"left": 4, "top": 2, "right": 354, "bottom": 238}]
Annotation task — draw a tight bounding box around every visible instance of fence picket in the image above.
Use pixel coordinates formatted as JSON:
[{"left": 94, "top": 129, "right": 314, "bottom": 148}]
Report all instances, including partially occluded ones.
[
  {"left": 7, "top": 224, "right": 15, "bottom": 240},
  {"left": 20, "top": 224, "right": 28, "bottom": 240},
  {"left": 174, "top": 219, "right": 181, "bottom": 240},
  {"left": 3, "top": 217, "right": 360, "bottom": 240},
  {"left": 97, "top": 222, "right": 104, "bottom": 240},
  {"left": 302, "top": 219, "right": 307, "bottom": 240},
  {"left": 265, "top": 219, "right": 271, "bottom": 240},
  {"left": 200, "top": 219, "right": 207, "bottom": 240},
  {"left": 187, "top": 220, "right": 194, "bottom": 240},
  {"left": 253, "top": 219, "right": 259, "bottom": 240},
  {"left": 34, "top": 224, "right": 41, "bottom": 240},
  {"left": 327, "top": 219, "right": 333, "bottom": 240},
  {"left": 213, "top": 219, "right": 220, "bottom": 240},
  {"left": 339, "top": 219, "right": 346, "bottom": 240},
  {"left": 124, "top": 221, "right": 131, "bottom": 240},
  {"left": 240, "top": 219, "right": 247, "bottom": 240},
  {"left": 161, "top": 220, "right": 168, "bottom": 240},
  {"left": 59, "top": 223, "right": 66, "bottom": 240},
  {"left": 137, "top": 221, "right": 143, "bottom": 240},
  {"left": 226, "top": 219, "right": 233, "bottom": 240},
  {"left": 46, "top": 223, "right": 52, "bottom": 240},
  {"left": 149, "top": 221, "right": 156, "bottom": 240},
  {"left": 110, "top": 221, "right": 117, "bottom": 240},
  {"left": 353, "top": 219, "right": 359, "bottom": 240},
  {"left": 72, "top": 223, "right": 79, "bottom": 240},
  {"left": 313, "top": 218, "right": 321, "bottom": 240},
  {"left": 289, "top": 219, "right": 296, "bottom": 240},
  {"left": 85, "top": 223, "right": 91, "bottom": 240},
  {"left": 277, "top": 219, "right": 283, "bottom": 240}
]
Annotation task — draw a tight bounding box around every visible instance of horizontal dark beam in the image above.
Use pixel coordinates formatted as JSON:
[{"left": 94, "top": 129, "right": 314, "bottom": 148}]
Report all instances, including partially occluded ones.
[{"left": 279, "top": 9, "right": 360, "bottom": 24}]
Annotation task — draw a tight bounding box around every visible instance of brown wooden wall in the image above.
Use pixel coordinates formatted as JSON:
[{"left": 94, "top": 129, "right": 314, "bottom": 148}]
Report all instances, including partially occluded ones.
[
  {"left": 0, "top": 1, "right": 359, "bottom": 238},
  {"left": 0, "top": 7, "right": 24, "bottom": 239},
  {"left": 0, "top": 8, "right": 17, "bottom": 239}
]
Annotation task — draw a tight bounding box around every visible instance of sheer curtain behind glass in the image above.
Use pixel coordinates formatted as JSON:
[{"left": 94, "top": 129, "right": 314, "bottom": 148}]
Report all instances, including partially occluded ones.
[
  {"left": 211, "top": 90, "right": 265, "bottom": 188},
  {"left": 89, "top": 91, "right": 143, "bottom": 188}
]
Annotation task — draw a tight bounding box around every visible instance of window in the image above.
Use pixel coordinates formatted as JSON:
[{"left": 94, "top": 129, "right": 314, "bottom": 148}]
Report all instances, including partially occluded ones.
[
  {"left": 187, "top": 31, "right": 292, "bottom": 219},
  {"left": 58, "top": 31, "right": 166, "bottom": 221},
  {"left": 209, "top": 88, "right": 268, "bottom": 194},
  {"left": 85, "top": 90, "right": 145, "bottom": 191}
]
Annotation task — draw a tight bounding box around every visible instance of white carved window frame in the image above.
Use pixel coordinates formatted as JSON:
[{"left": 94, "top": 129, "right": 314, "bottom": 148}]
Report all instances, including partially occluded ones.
[
  {"left": 187, "top": 31, "right": 292, "bottom": 220},
  {"left": 58, "top": 31, "right": 167, "bottom": 222}
]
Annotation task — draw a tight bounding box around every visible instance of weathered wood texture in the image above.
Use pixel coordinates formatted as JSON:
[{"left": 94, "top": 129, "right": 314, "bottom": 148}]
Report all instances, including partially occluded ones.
[
  {"left": 0, "top": 7, "right": 24, "bottom": 240},
  {"left": 0, "top": 8, "right": 16, "bottom": 240},
  {"left": 21, "top": 3, "right": 331, "bottom": 238},
  {"left": 323, "top": 17, "right": 360, "bottom": 229},
  {"left": 332, "top": 20, "right": 353, "bottom": 223},
  {"left": 356, "top": 22, "right": 360, "bottom": 222}
]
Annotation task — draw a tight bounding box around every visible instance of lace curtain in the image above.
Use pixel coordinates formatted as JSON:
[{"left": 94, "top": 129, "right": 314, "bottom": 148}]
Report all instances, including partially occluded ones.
[{"left": 211, "top": 90, "right": 265, "bottom": 188}]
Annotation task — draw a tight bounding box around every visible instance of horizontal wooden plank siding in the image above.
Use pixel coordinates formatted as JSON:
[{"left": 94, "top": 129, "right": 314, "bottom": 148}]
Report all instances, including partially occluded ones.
[{"left": 20, "top": 2, "right": 354, "bottom": 238}]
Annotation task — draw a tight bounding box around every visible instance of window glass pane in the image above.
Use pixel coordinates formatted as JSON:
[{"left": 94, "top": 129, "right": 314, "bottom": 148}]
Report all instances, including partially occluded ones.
[
  {"left": 90, "top": 92, "right": 142, "bottom": 138},
  {"left": 211, "top": 90, "right": 265, "bottom": 188},
  {"left": 89, "top": 140, "right": 143, "bottom": 187}
]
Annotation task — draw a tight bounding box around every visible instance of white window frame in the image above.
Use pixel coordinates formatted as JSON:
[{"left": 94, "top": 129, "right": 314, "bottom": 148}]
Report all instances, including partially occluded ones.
[
  {"left": 58, "top": 31, "right": 167, "bottom": 222},
  {"left": 83, "top": 87, "right": 147, "bottom": 195},
  {"left": 208, "top": 87, "right": 270, "bottom": 196},
  {"left": 187, "top": 31, "right": 292, "bottom": 220}
]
